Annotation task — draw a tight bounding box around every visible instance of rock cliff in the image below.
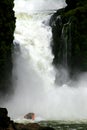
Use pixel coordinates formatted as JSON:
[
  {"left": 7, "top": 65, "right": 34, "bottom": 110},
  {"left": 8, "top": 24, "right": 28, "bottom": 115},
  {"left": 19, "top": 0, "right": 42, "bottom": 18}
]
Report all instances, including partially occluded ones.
[
  {"left": 50, "top": 0, "right": 87, "bottom": 76},
  {"left": 0, "top": 0, "right": 15, "bottom": 95}
]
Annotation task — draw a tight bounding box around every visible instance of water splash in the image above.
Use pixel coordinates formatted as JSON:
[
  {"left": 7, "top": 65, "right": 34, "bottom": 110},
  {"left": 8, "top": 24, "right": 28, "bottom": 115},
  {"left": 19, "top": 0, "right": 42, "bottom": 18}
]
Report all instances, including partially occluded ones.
[{"left": 2, "top": 0, "right": 87, "bottom": 121}]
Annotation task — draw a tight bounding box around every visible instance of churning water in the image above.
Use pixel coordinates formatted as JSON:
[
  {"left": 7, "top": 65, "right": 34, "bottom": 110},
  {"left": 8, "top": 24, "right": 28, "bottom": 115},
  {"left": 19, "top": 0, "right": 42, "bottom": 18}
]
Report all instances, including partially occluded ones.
[{"left": 2, "top": 0, "right": 87, "bottom": 122}]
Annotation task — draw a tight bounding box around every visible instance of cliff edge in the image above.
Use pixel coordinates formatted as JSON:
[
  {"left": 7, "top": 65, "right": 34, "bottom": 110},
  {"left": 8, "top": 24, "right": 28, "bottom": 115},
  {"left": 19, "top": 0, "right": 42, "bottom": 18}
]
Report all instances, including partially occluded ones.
[
  {"left": 50, "top": 0, "right": 87, "bottom": 76},
  {"left": 0, "top": 0, "right": 15, "bottom": 95}
]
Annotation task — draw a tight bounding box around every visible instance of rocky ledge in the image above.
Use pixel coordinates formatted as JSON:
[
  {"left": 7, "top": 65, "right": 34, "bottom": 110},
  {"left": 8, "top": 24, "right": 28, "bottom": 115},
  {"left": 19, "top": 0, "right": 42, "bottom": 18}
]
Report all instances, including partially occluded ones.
[{"left": 0, "top": 108, "right": 54, "bottom": 130}]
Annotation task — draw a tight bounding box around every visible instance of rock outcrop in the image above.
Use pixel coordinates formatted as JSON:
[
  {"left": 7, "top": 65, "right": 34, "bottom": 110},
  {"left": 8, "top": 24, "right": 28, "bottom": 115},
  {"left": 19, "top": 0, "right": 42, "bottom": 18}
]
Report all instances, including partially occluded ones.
[
  {"left": 0, "top": 0, "right": 15, "bottom": 95},
  {"left": 0, "top": 108, "right": 12, "bottom": 129},
  {"left": 0, "top": 108, "right": 54, "bottom": 130},
  {"left": 15, "top": 123, "right": 54, "bottom": 130},
  {"left": 50, "top": 0, "right": 87, "bottom": 76},
  {"left": 24, "top": 113, "right": 35, "bottom": 120}
]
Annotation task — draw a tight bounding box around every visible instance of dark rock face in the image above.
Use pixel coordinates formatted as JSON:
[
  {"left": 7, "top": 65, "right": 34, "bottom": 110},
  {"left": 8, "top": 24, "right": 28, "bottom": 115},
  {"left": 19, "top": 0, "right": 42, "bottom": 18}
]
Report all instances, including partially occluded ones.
[
  {"left": 0, "top": 108, "right": 54, "bottom": 130},
  {"left": 0, "top": 108, "right": 10, "bottom": 129},
  {"left": 66, "top": 0, "right": 87, "bottom": 9},
  {"left": 50, "top": 0, "right": 87, "bottom": 76},
  {"left": 0, "top": 0, "right": 15, "bottom": 95},
  {"left": 65, "top": 0, "right": 77, "bottom": 10}
]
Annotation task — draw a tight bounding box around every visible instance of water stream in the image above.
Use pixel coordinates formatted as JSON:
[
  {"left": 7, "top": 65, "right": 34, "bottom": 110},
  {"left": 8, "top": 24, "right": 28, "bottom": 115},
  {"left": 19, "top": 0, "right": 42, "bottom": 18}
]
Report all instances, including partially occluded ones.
[{"left": 2, "top": 0, "right": 87, "bottom": 122}]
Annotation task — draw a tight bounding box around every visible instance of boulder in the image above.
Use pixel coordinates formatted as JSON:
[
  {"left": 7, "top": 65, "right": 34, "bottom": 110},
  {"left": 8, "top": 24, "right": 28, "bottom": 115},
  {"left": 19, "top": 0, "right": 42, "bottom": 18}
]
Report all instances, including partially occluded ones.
[
  {"left": 0, "top": 108, "right": 16, "bottom": 130},
  {"left": 0, "top": 108, "right": 10, "bottom": 129},
  {"left": 24, "top": 113, "right": 35, "bottom": 120},
  {"left": 0, "top": 108, "right": 54, "bottom": 130}
]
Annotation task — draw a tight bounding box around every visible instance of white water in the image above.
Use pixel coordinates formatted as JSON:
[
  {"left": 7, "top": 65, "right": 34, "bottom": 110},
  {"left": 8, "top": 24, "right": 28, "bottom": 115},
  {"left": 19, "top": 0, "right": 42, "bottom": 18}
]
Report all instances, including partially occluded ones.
[{"left": 2, "top": 0, "right": 87, "bottom": 121}]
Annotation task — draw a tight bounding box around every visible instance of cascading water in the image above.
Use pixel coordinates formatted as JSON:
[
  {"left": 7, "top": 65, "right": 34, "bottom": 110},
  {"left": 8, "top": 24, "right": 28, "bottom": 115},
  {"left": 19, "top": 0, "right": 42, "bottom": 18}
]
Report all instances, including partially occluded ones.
[
  {"left": 55, "top": 21, "right": 72, "bottom": 86},
  {"left": 14, "top": 12, "right": 55, "bottom": 88},
  {"left": 61, "top": 21, "right": 72, "bottom": 69},
  {"left": 2, "top": 0, "right": 87, "bottom": 121},
  {"left": 61, "top": 23, "right": 68, "bottom": 68}
]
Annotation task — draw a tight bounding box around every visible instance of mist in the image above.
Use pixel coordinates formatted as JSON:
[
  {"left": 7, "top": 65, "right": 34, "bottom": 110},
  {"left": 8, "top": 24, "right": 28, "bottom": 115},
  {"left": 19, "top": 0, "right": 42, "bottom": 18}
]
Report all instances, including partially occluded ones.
[
  {"left": 14, "top": 0, "right": 66, "bottom": 13},
  {"left": 2, "top": 46, "right": 87, "bottom": 120},
  {"left": 3, "top": 59, "right": 87, "bottom": 120},
  {"left": 1, "top": 0, "right": 87, "bottom": 121}
]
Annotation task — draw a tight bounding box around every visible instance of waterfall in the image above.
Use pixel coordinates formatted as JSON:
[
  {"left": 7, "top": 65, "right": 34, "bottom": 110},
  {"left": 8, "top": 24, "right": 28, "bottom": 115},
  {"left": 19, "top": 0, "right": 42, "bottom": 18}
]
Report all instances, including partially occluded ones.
[
  {"left": 61, "top": 21, "right": 72, "bottom": 69},
  {"left": 2, "top": 0, "right": 87, "bottom": 121},
  {"left": 55, "top": 21, "right": 72, "bottom": 86},
  {"left": 61, "top": 23, "right": 68, "bottom": 68}
]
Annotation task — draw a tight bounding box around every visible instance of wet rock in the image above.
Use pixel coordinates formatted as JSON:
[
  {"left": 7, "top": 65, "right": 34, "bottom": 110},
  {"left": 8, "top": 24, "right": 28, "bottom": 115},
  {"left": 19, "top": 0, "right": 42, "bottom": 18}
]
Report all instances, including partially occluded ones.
[
  {"left": 40, "top": 126, "right": 55, "bottom": 130},
  {"left": 0, "top": 108, "right": 16, "bottom": 130},
  {"left": 15, "top": 123, "right": 55, "bottom": 130},
  {"left": 0, "top": 0, "right": 15, "bottom": 96},
  {"left": 0, "top": 108, "right": 54, "bottom": 130},
  {"left": 0, "top": 108, "right": 10, "bottom": 129},
  {"left": 50, "top": 0, "right": 87, "bottom": 76},
  {"left": 15, "top": 123, "right": 40, "bottom": 130},
  {"left": 24, "top": 113, "right": 35, "bottom": 120}
]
